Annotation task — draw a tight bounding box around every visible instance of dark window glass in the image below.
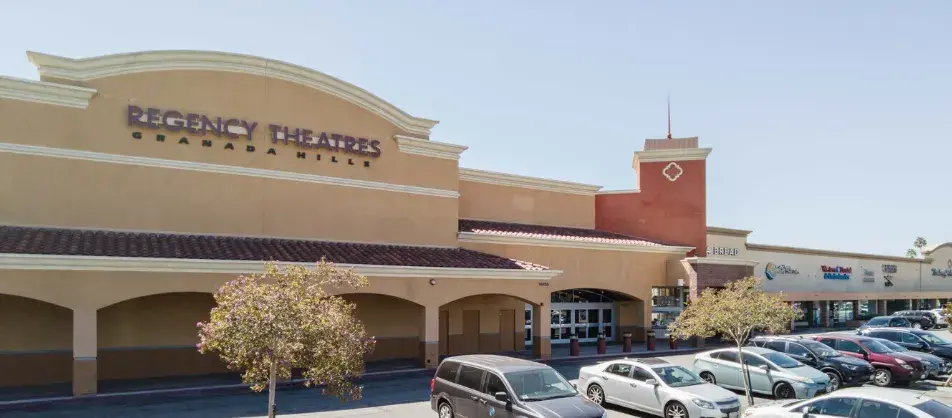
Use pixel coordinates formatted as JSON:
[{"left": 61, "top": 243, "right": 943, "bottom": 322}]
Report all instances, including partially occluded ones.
[
  {"left": 819, "top": 338, "right": 837, "bottom": 348},
  {"left": 631, "top": 367, "right": 654, "bottom": 382},
  {"left": 602, "top": 309, "right": 612, "bottom": 323},
  {"left": 457, "top": 365, "right": 484, "bottom": 391},
  {"left": 437, "top": 361, "right": 460, "bottom": 381},
  {"left": 575, "top": 310, "right": 589, "bottom": 324},
  {"left": 716, "top": 351, "right": 739, "bottom": 363},
  {"left": 858, "top": 399, "right": 908, "bottom": 418},
  {"left": 485, "top": 373, "right": 507, "bottom": 395},
  {"left": 866, "top": 317, "right": 888, "bottom": 325},
  {"left": 901, "top": 333, "right": 921, "bottom": 344},
  {"left": 560, "top": 327, "right": 571, "bottom": 340},
  {"left": 525, "top": 310, "right": 531, "bottom": 326},
  {"left": 839, "top": 340, "right": 863, "bottom": 353},
  {"left": 766, "top": 341, "right": 787, "bottom": 352},
  {"left": 914, "top": 400, "right": 952, "bottom": 416},
  {"left": 787, "top": 343, "right": 810, "bottom": 357},
  {"left": 804, "top": 397, "right": 859, "bottom": 417},
  {"left": 525, "top": 328, "right": 532, "bottom": 341},
  {"left": 605, "top": 363, "right": 632, "bottom": 377},
  {"left": 743, "top": 354, "right": 767, "bottom": 368},
  {"left": 589, "top": 309, "right": 599, "bottom": 323},
  {"left": 603, "top": 326, "right": 612, "bottom": 338}
]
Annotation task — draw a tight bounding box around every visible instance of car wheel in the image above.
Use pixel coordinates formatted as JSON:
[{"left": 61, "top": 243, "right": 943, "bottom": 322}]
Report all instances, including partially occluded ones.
[
  {"left": 665, "top": 401, "right": 689, "bottom": 418},
  {"left": 913, "top": 322, "right": 922, "bottom": 329},
  {"left": 586, "top": 384, "right": 605, "bottom": 406},
  {"left": 872, "top": 368, "right": 893, "bottom": 387},
  {"left": 699, "top": 372, "right": 716, "bottom": 385},
  {"left": 774, "top": 382, "right": 795, "bottom": 399},
  {"left": 824, "top": 371, "right": 841, "bottom": 391},
  {"left": 438, "top": 401, "right": 454, "bottom": 418}
]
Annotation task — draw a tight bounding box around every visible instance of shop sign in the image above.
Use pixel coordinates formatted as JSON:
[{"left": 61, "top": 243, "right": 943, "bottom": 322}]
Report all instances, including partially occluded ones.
[
  {"left": 933, "top": 259, "right": 952, "bottom": 277},
  {"left": 127, "top": 105, "right": 382, "bottom": 167},
  {"left": 821, "top": 265, "right": 852, "bottom": 280},
  {"left": 764, "top": 262, "right": 799, "bottom": 280},
  {"left": 707, "top": 246, "right": 739, "bottom": 256},
  {"left": 862, "top": 268, "right": 875, "bottom": 283},
  {"left": 882, "top": 264, "right": 898, "bottom": 274}
]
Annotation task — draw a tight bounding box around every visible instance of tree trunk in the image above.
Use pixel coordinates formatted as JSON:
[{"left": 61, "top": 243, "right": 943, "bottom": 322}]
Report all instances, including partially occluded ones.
[
  {"left": 737, "top": 344, "right": 754, "bottom": 405},
  {"left": 268, "top": 361, "right": 278, "bottom": 418}
]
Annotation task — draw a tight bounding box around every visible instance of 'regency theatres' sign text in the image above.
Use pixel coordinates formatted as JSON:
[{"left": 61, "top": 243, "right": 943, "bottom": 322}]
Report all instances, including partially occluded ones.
[{"left": 127, "top": 105, "right": 382, "bottom": 158}]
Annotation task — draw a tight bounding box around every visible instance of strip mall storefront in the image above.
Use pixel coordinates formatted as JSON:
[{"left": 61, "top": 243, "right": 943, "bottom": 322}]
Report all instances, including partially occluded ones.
[{"left": 1, "top": 50, "right": 949, "bottom": 398}]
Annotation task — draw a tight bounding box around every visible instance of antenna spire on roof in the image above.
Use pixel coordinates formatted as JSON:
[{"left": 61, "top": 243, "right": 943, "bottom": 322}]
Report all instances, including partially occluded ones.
[{"left": 666, "top": 91, "right": 673, "bottom": 140}]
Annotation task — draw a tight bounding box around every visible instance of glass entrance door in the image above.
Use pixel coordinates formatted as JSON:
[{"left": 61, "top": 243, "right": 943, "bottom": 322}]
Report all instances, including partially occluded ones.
[{"left": 549, "top": 303, "right": 614, "bottom": 344}]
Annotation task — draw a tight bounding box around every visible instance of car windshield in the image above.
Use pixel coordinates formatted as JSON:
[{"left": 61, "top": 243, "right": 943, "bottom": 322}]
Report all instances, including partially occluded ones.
[
  {"left": 504, "top": 369, "right": 577, "bottom": 402},
  {"left": 864, "top": 340, "right": 894, "bottom": 354},
  {"left": 880, "top": 340, "right": 908, "bottom": 352},
  {"left": 802, "top": 341, "right": 841, "bottom": 358},
  {"left": 761, "top": 352, "right": 802, "bottom": 368},
  {"left": 866, "top": 317, "right": 888, "bottom": 325},
  {"left": 915, "top": 399, "right": 952, "bottom": 416},
  {"left": 654, "top": 366, "right": 704, "bottom": 388},
  {"left": 920, "top": 333, "right": 952, "bottom": 346}
]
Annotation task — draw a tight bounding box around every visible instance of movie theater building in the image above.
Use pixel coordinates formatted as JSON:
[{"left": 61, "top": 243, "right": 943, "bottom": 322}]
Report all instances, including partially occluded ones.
[
  {"left": 0, "top": 50, "right": 740, "bottom": 396},
  {"left": 699, "top": 228, "right": 952, "bottom": 328}
]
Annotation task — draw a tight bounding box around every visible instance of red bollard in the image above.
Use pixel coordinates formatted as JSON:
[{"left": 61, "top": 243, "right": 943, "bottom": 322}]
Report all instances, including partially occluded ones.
[
  {"left": 669, "top": 334, "right": 677, "bottom": 350},
  {"left": 646, "top": 330, "right": 656, "bottom": 351},
  {"left": 596, "top": 332, "right": 607, "bottom": 354},
  {"left": 622, "top": 332, "right": 632, "bottom": 352},
  {"left": 569, "top": 335, "right": 580, "bottom": 356}
]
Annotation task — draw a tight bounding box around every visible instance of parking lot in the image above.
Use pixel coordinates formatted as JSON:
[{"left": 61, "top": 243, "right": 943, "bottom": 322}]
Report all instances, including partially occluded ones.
[{"left": 7, "top": 330, "right": 952, "bottom": 417}]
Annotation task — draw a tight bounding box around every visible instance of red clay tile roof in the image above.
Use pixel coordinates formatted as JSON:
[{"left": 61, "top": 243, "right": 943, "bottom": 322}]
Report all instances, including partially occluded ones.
[
  {"left": 459, "top": 219, "right": 673, "bottom": 247},
  {"left": 0, "top": 226, "right": 548, "bottom": 271}
]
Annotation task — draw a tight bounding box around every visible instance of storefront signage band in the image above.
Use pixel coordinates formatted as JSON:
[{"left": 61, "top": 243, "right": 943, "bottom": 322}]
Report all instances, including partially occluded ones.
[
  {"left": 821, "top": 265, "right": 851, "bottom": 280},
  {"left": 764, "top": 262, "right": 799, "bottom": 280},
  {"left": 127, "top": 105, "right": 383, "bottom": 158},
  {"left": 706, "top": 246, "right": 738, "bottom": 256},
  {"left": 934, "top": 259, "right": 952, "bottom": 277},
  {"left": 882, "top": 264, "right": 898, "bottom": 274}
]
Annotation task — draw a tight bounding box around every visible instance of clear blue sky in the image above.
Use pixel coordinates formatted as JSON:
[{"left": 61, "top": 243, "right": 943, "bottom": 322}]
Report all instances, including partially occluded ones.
[{"left": 2, "top": 1, "right": 949, "bottom": 257}]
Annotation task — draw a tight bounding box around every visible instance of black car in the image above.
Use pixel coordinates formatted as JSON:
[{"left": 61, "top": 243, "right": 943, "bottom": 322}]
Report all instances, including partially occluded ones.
[
  {"left": 430, "top": 355, "right": 605, "bottom": 418},
  {"left": 861, "top": 327, "right": 952, "bottom": 362},
  {"left": 749, "top": 336, "right": 875, "bottom": 391},
  {"left": 859, "top": 316, "right": 912, "bottom": 330},
  {"left": 892, "top": 311, "right": 935, "bottom": 330}
]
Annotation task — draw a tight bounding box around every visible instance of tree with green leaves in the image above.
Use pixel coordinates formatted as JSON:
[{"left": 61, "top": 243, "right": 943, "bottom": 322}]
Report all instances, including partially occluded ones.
[
  {"left": 907, "top": 237, "right": 928, "bottom": 258},
  {"left": 198, "top": 260, "right": 375, "bottom": 417},
  {"left": 668, "top": 277, "right": 799, "bottom": 404},
  {"left": 944, "top": 302, "right": 952, "bottom": 386}
]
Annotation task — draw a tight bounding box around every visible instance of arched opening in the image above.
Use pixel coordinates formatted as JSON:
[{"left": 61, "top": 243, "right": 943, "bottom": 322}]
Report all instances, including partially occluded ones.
[
  {"left": 338, "top": 293, "right": 424, "bottom": 366},
  {"left": 97, "top": 292, "right": 226, "bottom": 383},
  {"left": 0, "top": 294, "right": 72, "bottom": 389},
  {"left": 439, "top": 293, "right": 534, "bottom": 357},
  {"left": 529, "top": 288, "right": 647, "bottom": 346}
]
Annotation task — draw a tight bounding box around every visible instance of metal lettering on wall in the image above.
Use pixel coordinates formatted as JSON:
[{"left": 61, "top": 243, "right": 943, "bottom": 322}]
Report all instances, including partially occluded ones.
[
  {"left": 127, "top": 105, "right": 381, "bottom": 168},
  {"left": 821, "top": 265, "right": 852, "bottom": 280},
  {"left": 862, "top": 268, "right": 875, "bottom": 283},
  {"left": 764, "top": 262, "right": 799, "bottom": 280},
  {"left": 882, "top": 264, "right": 898, "bottom": 274},
  {"left": 933, "top": 259, "right": 952, "bottom": 277},
  {"left": 706, "top": 247, "right": 739, "bottom": 256}
]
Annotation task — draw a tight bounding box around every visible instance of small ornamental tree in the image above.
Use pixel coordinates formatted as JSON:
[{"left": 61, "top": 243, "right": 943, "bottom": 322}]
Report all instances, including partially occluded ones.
[
  {"left": 944, "top": 302, "right": 952, "bottom": 386},
  {"left": 198, "top": 260, "right": 375, "bottom": 417},
  {"left": 668, "top": 277, "right": 798, "bottom": 404}
]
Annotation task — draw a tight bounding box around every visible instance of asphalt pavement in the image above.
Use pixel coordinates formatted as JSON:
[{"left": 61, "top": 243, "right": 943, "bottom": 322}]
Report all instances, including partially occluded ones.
[{"left": 7, "top": 330, "right": 952, "bottom": 417}]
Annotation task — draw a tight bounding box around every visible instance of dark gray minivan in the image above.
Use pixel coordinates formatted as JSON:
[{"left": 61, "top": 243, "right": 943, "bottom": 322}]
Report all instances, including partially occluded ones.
[{"left": 431, "top": 355, "right": 606, "bottom": 418}]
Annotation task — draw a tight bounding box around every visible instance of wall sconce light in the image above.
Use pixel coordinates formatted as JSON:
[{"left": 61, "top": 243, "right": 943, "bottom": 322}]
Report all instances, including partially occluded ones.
[{"left": 429, "top": 279, "right": 436, "bottom": 286}]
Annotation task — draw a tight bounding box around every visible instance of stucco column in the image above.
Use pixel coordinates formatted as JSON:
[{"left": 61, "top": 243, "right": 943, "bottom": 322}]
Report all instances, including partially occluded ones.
[
  {"left": 911, "top": 299, "right": 919, "bottom": 310},
  {"left": 880, "top": 300, "right": 889, "bottom": 315},
  {"left": 73, "top": 308, "right": 97, "bottom": 396},
  {"left": 789, "top": 302, "right": 796, "bottom": 332},
  {"left": 852, "top": 301, "right": 860, "bottom": 321},
  {"left": 531, "top": 302, "right": 551, "bottom": 359},
  {"left": 820, "top": 302, "right": 830, "bottom": 328},
  {"left": 419, "top": 304, "right": 439, "bottom": 369},
  {"left": 868, "top": 300, "right": 878, "bottom": 315}
]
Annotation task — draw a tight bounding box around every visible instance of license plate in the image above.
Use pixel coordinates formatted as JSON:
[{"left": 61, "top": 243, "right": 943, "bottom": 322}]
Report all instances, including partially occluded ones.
[{"left": 728, "top": 412, "right": 738, "bottom": 418}]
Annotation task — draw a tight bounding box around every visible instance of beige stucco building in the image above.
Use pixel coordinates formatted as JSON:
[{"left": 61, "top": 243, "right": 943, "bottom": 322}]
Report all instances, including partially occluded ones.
[{"left": 0, "top": 50, "right": 949, "bottom": 399}]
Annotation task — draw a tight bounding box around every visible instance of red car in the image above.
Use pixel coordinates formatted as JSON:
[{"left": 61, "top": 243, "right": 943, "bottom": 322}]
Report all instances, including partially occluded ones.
[{"left": 814, "top": 334, "right": 927, "bottom": 387}]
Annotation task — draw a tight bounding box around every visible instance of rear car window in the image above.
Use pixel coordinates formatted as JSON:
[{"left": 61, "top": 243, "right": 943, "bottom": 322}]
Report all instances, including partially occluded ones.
[
  {"left": 457, "top": 365, "right": 485, "bottom": 391},
  {"left": 437, "top": 361, "right": 460, "bottom": 381},
  {"left": 715, "top": 351, "right": 739, "bottom": 363},
  {"left": 915, "top": 399, "right": 952, "bottom": 416},
  {"left": 765, "top": 341, "right": 786, "bottom": 352}
]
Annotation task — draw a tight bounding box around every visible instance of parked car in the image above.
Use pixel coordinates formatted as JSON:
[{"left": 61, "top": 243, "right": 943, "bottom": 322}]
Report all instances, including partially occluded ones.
[
  {"left": 872, "top": 338, "right": 950, "bottom": 379},
  {"left": 430, "top": 355, "right": 606, "bottom": 418},
  {"left": 858, "top": 315, "right": 911, "bottom": 330},
  {"left": 930, "top": 308, "right": 948, "bottom": 328},
  {"left": 692, "top": 347, "right": 831, "bottom": 400},
  {"left": 576, "top": 357, "right": 741, "bottom": 418},
  {"left": 748, "top": 336, "right": 875, "bottom": 391},
  {"left": 740, "top": 386, "right": 952, "bottom": 418},
  {"left": 860, "top": 327, "right": 952, "bottom": 362},
  {"left": 814, "top": 334, "right": 927, "bottom": 387},
  {"left": 892, "top": 311, "right": 935, "bottom": 330}
]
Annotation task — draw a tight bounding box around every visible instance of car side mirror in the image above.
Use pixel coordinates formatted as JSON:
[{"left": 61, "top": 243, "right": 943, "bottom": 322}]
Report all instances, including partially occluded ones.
[
  {"left": 494, "top": 391, "right": 510, "bottom": 403},
  {"left": 759, "top": 364, "right": 770, "bottom": 371},
  {"left": 645, "top": 379, "right": 659, "bottom": 386},
  {"left": 858, "top": 349, "right": 868, "bottom": 357}
]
